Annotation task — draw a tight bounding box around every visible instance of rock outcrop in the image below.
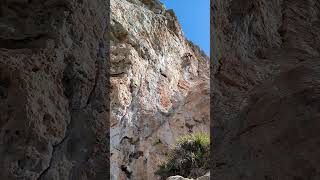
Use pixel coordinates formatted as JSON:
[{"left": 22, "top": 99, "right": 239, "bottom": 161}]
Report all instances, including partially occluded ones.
[
  {"left": 0, "top": 0, "right": 109, "bottom": 179},
  {"left": 212, "top": 0, "right": 320, "bottom": 179},
  {"left": 167, "top": 172, "right": 210, "bottom": 180},
  {"left": 110, "top": 0, "right": 209, "bottom": 179}
]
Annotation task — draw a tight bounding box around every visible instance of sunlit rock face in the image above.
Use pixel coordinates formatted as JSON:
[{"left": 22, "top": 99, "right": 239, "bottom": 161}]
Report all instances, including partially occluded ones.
[
  {"left": 167, "top": 172, "right": 210, "bottom": 180},
  {"left": 110, "top": 0, "right": 209, "bottom": 179},
  {"left": 212, "top": 0, "right": 320, "bottom": 179},
  {"left": 0, "top": 0, "right": 109, "bottom": 180}
]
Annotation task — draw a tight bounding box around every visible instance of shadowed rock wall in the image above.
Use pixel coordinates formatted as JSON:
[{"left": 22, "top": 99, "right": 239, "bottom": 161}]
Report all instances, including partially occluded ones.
[
  {"left": 0, "top": 0, "right": 110, "bottom": 179},
  {"left": 211, "top": 0, "right": 320, "bottom": 179}
]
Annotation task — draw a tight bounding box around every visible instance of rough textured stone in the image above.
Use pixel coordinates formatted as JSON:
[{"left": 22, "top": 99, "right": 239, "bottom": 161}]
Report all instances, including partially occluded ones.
[
  {"left": 212, "top": 0, "right": 320, "bottom": 179},
  {"left": 166, "top": 172, "right": 210, "bottom": 180},
  {"left": 0, "top": 0, "right": 209, "bottom": 179},
  {"left": 167, "top": 176, "right": 192, "bottom": 180},
  {"left": 0, "top": 0, "right": 109, "bottom": 179},
  {"left": 110, "top": 0, "right": 209, "bottom": 179}
]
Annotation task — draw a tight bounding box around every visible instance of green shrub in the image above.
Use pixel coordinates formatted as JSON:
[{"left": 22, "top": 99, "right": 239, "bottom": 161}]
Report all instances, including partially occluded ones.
[{"left": 155, "top": 132, "right": 210, "bottom": 179}]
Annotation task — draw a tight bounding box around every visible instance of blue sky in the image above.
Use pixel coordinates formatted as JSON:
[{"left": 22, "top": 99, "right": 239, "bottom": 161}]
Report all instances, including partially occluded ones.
[{"left": 160, "top": 0, "right": 210, "bottom": 56}]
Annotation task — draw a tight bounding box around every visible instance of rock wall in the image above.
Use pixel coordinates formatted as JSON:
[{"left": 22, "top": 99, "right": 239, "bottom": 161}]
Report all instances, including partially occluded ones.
[
  {"left": 0, "top": 0, "right": 109, "bottom": 179},
  {"left": 212, "top": 0, "right": 320, "bottom": 179},
  {"left": 110, "top": 0, "right": 209, "bottom": 179}
]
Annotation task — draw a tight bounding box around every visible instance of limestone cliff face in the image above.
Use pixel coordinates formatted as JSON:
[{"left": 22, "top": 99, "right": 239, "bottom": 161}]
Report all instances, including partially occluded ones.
[
  {"left": 212, "top": 0, "right": 320, "bottom": 179},
  {"left": 0, "top": 0, "right": 209, "bottom": 179},
  {"left": 0, "top": 0, "right": 109, "bottom": 179},
  {"left": 110, "top": 0, "right": 209, "bottom": 179}
]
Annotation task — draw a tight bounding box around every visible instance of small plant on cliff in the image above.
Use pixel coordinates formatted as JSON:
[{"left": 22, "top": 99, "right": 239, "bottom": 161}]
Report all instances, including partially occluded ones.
[{"left": 155, "top": 132, "right": 210, "bottom": 179}]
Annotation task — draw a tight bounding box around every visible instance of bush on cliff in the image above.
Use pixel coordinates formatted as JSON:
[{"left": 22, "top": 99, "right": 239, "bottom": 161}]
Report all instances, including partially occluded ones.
[{"left": 155, "top": 132, "right": 210, "bottom": 179}]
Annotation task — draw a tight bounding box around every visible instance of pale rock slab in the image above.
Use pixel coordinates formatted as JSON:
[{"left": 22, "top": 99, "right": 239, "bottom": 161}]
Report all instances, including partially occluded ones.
[{"left": 111, "top": 0, "right": 209, "bottom": 179}]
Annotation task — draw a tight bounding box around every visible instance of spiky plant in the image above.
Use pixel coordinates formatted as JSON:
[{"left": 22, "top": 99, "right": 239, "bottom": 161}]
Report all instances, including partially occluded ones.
[{"left": 155, "top": 132, "right": 210, "bottom": 179}]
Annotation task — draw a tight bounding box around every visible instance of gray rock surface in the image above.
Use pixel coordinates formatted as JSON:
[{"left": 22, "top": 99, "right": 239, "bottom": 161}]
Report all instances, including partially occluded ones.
[
  {"left": 0, "top": 0, "right": 109, "bottom": 179},
  {"left": 0, "top": 0, "right": 209, "bottom": 180},
  {"left": 110, "top": 0, "right": 209, "bottom": 179},
  {"left": 212, "top": 0, "right": 320, "bottom": 179},
  {"left": 166, "top": 172, "right": 210, "bottom": 180}
]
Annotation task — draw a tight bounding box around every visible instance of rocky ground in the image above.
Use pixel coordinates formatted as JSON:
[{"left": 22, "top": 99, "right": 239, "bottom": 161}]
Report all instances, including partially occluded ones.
[{"left": 167, "top": 172, "right": 210, "bottom": 180}]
